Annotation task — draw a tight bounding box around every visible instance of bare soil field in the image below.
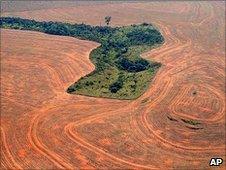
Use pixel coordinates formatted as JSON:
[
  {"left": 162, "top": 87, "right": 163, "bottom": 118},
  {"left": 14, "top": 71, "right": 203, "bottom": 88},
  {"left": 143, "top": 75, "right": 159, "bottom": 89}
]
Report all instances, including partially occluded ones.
[{"left": 1, "top": 1, "right": 225, "bottom": 169}]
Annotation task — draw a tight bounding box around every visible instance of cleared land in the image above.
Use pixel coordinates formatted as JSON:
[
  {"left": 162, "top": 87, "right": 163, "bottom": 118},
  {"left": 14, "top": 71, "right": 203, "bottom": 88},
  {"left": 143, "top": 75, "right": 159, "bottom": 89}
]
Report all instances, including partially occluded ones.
[{"left": 1, "top": 1, "right": 225, "bottom": 169}]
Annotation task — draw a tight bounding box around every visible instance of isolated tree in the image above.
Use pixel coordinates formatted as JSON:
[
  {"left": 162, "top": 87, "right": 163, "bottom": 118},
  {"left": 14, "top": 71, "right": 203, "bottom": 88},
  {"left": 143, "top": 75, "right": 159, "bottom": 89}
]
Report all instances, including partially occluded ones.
[{"left": 105, "top": 16, "right": 111, "bottom": 26}]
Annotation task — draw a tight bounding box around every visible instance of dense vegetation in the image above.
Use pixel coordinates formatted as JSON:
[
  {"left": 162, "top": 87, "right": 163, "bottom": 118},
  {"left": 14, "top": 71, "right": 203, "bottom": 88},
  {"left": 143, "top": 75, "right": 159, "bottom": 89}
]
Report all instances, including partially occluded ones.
[{"left": 0, "top": 17, "right": 164, "bottom": 99}]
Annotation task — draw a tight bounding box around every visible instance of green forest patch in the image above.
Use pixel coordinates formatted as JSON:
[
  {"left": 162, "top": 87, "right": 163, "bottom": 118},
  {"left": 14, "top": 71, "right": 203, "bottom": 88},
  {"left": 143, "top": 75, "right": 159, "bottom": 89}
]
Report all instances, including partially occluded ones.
[{"left": 0, "top": 17, "right": 164, "bottom": 99}]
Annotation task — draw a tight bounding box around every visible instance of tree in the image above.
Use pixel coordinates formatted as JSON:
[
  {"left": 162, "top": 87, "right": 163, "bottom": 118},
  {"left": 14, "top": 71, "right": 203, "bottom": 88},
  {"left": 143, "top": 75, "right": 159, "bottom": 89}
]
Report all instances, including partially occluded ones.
[{"left": 105, "top": 16, "right": 111, "bottom": 26}]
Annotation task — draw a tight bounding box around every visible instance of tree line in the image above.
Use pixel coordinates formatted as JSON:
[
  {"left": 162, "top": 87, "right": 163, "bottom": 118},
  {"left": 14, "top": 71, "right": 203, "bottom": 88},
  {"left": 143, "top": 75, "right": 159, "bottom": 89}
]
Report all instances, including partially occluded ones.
[{"left": 0, "top": 17, "right": 164, "bottom": 94}]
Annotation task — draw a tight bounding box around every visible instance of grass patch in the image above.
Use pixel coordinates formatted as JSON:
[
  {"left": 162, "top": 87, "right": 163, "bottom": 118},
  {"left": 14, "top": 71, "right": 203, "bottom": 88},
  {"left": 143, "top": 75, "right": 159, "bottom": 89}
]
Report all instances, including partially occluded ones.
[
  {"left": 167, "top": 116, "right": 178, "bottom": 122},
  {"left": 181, "top": 119, "right": 201, "bottom": 126}
]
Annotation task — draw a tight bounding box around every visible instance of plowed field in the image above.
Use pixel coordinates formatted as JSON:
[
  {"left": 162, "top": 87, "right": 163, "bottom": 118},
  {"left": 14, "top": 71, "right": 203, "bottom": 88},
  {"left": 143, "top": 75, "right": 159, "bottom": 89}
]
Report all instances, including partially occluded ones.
[{"left": 1, "top": 1, "right": 225, "bottom": 169}]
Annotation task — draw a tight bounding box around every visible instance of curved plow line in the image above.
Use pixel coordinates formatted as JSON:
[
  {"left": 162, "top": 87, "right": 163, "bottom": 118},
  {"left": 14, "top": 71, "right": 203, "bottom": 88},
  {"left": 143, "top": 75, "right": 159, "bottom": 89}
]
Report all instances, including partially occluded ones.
[{"left": 1, "top": 128, "right": 22, "bottom": 169}]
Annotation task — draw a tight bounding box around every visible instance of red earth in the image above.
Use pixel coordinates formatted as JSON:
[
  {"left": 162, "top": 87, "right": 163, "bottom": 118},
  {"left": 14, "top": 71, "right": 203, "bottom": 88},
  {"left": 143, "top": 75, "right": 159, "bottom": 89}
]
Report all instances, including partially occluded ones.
[{"left": 1, "top": 1, "right": 225, "bottom": 169}]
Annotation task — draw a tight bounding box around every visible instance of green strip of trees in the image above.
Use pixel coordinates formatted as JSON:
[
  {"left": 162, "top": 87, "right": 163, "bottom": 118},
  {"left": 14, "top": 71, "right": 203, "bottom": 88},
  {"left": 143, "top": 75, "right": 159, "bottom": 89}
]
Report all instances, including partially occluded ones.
[{"left": 0, "top": 17, "right": 164, "bottom": 99}]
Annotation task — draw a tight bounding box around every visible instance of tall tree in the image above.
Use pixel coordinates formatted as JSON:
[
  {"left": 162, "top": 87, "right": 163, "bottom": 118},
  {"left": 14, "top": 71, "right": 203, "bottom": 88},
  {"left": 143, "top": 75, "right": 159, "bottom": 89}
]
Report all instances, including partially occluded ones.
[{"left": 105, "top": 16, "right": 111, "bottom": 26}]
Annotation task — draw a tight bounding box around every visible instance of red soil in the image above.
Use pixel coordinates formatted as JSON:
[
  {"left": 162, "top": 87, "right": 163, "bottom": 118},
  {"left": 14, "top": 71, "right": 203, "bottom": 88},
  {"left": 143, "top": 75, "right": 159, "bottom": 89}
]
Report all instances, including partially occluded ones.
[{"left": 1, "top": 1, "right": 225, "bottom": 169}]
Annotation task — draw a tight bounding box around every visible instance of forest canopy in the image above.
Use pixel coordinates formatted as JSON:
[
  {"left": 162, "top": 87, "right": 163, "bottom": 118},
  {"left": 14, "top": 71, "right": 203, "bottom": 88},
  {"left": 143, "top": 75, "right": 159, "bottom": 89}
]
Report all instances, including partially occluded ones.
[{"left": 0, "top": 17, "right": 164, "bottom": 99}]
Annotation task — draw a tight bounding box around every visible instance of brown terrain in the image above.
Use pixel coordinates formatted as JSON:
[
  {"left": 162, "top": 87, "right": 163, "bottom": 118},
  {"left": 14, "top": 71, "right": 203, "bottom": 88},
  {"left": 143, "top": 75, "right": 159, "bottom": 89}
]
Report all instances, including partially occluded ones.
[{"left": 1, "top": 1, "right": 225, "bottom": 169}]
